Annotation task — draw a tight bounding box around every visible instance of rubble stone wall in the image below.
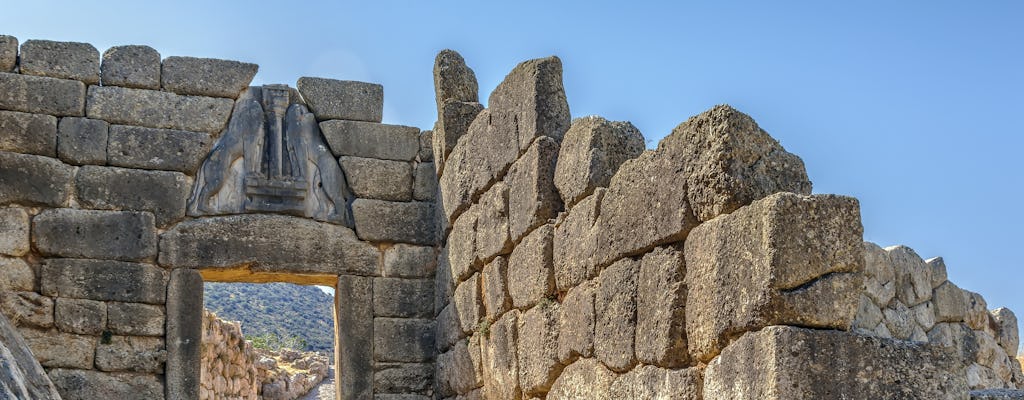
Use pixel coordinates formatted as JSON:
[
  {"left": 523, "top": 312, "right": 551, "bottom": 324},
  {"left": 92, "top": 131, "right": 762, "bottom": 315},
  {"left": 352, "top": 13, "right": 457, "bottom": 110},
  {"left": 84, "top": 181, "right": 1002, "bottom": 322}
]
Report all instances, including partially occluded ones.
[{"left": 200, "top": 310, "right": 259, "bottom": 399}]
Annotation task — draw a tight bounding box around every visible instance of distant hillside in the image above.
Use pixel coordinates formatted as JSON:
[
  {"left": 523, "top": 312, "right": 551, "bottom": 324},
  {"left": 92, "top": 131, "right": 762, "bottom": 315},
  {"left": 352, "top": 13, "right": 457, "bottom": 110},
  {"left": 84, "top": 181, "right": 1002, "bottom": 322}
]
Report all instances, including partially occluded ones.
[{"left": 203, "top": 282, "right": 334, "bottom": 354}]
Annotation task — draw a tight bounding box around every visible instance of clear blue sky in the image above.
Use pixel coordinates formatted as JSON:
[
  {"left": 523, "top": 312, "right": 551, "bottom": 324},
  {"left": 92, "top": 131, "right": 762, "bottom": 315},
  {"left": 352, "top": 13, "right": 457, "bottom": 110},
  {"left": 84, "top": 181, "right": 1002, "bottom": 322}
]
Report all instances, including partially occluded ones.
[{"left": 4, "top": 1, "right": 1022, "bottom": 344}]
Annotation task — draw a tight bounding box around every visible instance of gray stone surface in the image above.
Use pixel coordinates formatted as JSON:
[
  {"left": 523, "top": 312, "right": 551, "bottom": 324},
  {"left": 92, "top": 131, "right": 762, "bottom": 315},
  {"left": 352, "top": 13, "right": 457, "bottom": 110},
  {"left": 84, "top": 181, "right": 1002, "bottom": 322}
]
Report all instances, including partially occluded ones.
[
  {"left": 0, "top": 291, "right": 54, "bottom": 329},
  {"left": 375, "top": 362, "right": 434, "bottom": 395},
  {"left": 437, "top": 108, "right": 517, "bottom": 223},
  {"left": 95, "top": 335, "right": 165, "bottom": 373},
  {"left": 473, "top": 182, "right": 512, "bottom": 264},
  {"left": 609, "top": 364, "right": 704, "bottom": 400},
  {"left": 507, "top": 136, "right": 562, "bottom": 242},
  {"left": 0, "top": 110, "right": 57, "bottom": 156},
  {"left": 546, "top": 358, "right": 616, "bottom": 400},
  {"left": 321, "top": 120, "right": 420, "bottom": 161},
  {"left": 41, "top": 258, "right": 167, "bottom": 304},
  {"left": 54, "top": 298, "right": 106, "bottom": 335},
  {"left": 107, "top": 125, "right": 212, "bottom": 173},
  {"left": 374, "top": 278, "right": 434, "bottom": 319},
  {"left": 374, "top": 318, "right": 435, "bottom": 363},
  {"left": 703, "top": 326, "right": 968, "bottom": 399},
  {"left": 75, "top": 166, "right": 191, "bottom": 227},
  {"left": 554, "top": 116, "right": 645, "bottom": 207},
  {"left": 414, "top": 162, "right": 438, "bottom": 201},
  {"left": 481, "top": 256, "right": 510, "bottom": 322},
  {"left": 0, "top": 151, "right": 74, "bottom": 207},
  {"left": 864, "top": 241, "right": 896, "bottom": 306},
  {"left": 166, "top": 268, "right": 201, "bottom": 400},
  {"left": 352, "top": 199, "right": 437, "bottom": 245},
  {"left": 433, "top": 101, "right": 484, "bottom": 176},
  {"left": 636, "top": 245, "right": 689, "bottom": 368},
  {"left": 18, "top": 328, "right": 95, "bottom": 369},
  {"left": 0, "top": 312, "right": 63, "bottom": 400},
  {"left": 435, "top": 247, "right": 456, "bottom": 315},
  {"left": 419, "top": 130, "right": 433, "bottom": 161},
  {"left": 0, "top": 257, "right": 34, "bottom": 292},
  {"left": 47, "top": 369, "right": 164, "bottom": 400},
  {"left": 446, "top": 210, "right": 477, "bottom": 283},
  {"left": 0, "top": 72, "right": 85, "bottom": 116},
  {"left": 888, "top": 245, "right": 933, "bottom": 307},
  {"left": 991, "top": 307, "right": 1018, "bottom": 357},
  {"left": 107, "top": 302, "right": 164, "bottom": 336},
  {"left": 161, "top": 56, "right": 257, "bottom": 98},
  {"left": 488, "top": 56, "right": 571, "bottom": 150},
  {"left": 685, "top": 193, "right": 864, "bottom": 362},
  {"left": 436, "top": 338, "right": 483, "bottom": 397},
  {"left": 434, "top": 50, "right": 479, "bottom": 113},
  {"left": 557, "top": 281, "right": 595, "bottom": 363},
  {"left": 19, "top": 40, "right": 100, "bottom": 84},
  {"left": 0, "top": 35, "right": 15, "bottom": 72},
  {"left": 480, "top": 310, "right": 520, "bottom": 400},
  {"left": 340, "top": 156, "right": 413, "bottom": 201},
  {"left": 101, "top": 45, "right": 161, "bottom": 89},
  {"left": 934, "top": 281, "right": 968, "bottom": 323},
  {"left": 57, "top": 117, "right": 108, "bottom": 165},
  {"left": 453, "top": 273, "right": 483, "bottom": 336},
  {"left": 553, "top": 189, "right": 604, "bottom": 291},
  {"left": 297, "top": 77, "right": 383, "bottom": 122},
  {"left": 0, "top": 208, "right": 29, "bottom": 256},
  {"left": 927, "top": 256, "right": 949, "bottom": 289},
  {"left": 507, "top": 224, "right": 555, "bottom": 309},
  {"left": 517, "top": 304, "right": 562, "bottom": 396},
  {"left": 85, "top": 85, "right": 234, "bottom": 133},
  {"left": 595, "top": 258, "right": 639, "bottom": 372},
  {"left": 972, "top": 389, "right": 1024, "bottom": 400},
  {"left": 33, "top": 209, "right": 157, "bottom": 261},
  {"left": 435, "top": 303, "right": 461, "bottom": 352},
  {"left": 336, "top": 274, "right": 373, "bottom": 400},
  {"left": 383, "top": 244, "right": 437, "bottom": 278}
]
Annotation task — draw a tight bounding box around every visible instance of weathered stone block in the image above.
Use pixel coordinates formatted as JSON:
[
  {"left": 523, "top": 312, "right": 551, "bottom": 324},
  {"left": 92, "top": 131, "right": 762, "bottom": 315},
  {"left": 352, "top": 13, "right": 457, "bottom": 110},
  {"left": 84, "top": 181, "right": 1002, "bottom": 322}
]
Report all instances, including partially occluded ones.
[
  {"left": 433, "top": 100, "right": 484, "bottom": 176},
  {"left": 340, "top": 156, "right": 414, "bottom": 201},
  {"left": 54, "top": 298, "right": 105, "bottom": 335},
  {"left": 352, "top": 199, "right": 437, "bottom": 245},
  {"left": 434, "top": 50, "right": 479, "bottom": 111},
  {"left": 75, "top": 166, "right": 191, "bottom": 227},
  {"left": 42, "top": 258, "right": 167, "bottom": 304},
  {"left": 374, "top": 318, "right": 435, "bottom": 363},
  {"left": 447, "top": 210, "right": 478, "bottom": 282},
  {"left": 107, "top": 302, "right": 164, "bottom": 336},
  {"left": 0, "top": 151, "right": 74, "bottom": 207},
  {"left": 438, "top": 108, "right": 520, "bottom": 223},
  {"left": 160, "top": 214, "right": 378, "bottom": 275},
  {"left": 852, "top": 294, "right": 884, "bottom": 333},
  {"left": 375, "top": 362, "right": 434, "bottom": 395},
  {"left": 375, "top": 278, "right": 434, "bottom": 319},
  {"left": 482, "top": 256, "right": 511, "bottom": 322},
  {"left": 595, "top": 258, "right": 639, "bottom": 372},
  {"left": 636, "top": 246, "right": 688, "bottom": 367},
  {"left": 384, "top": 244, "right": 436, "bottom": 279},
  {"left": 991, "top": 308, "right": 1019, "bottom": 357},
  {"left": 95, "top": 335, "right": 165, "bottom": 373},
  {"left": 507, "top": 224, "right": 555, "bottom": 309},
  {"left": 488, "top": 56, "right": 570, "bottom": 150},
  {"left": 336, "top": 274, "right": 373, "bottom": 400},
  {"left": 554, "top": 116, "right": 644, "bottom": 207},
  {"left": 19, "top": 40, "right": 99, "bottom": 84},
  {"left": 0, "top": 291, "right": 53, "bottom": 328},
  {"left": 85, "top": 86, "right": 233, "bottom": 134},
  {"left": 864, "top": 241, "right": 896, "bottom": 306},
  {"left": 609, "top": 365, "right": 704, "bottom": 400},
  {"left": 436, "top": 247, "right": 456, "bottom": 315},
  {"left": 57, "top": 117, "right": 108, "bottom": 165},
  {"left": 48, "top": 369, "right": 164, "bottom": 400},
  {"left": 297, "top": 77, "right": 383, "bottom": 122},
  {"left": 0, "top": 35, "right": 15, "bottom": 72},
  {"left": 474, "top": 182, "right": 512, "bottom": 263},
  {"left": 517, "top": 304, "right": 562, "bottom": 396},
  {"left": 414, "top": 162, "right": 438, "bottom": 201},
  {"left": 33, "top": 209, "right": 157, "bottom": 261},
  {"left": 0, "top": 257, "right": 34, "bottom": 292},
  {"left": 553, "top": 189, "right": 604, "bottom": 291},
  {"left": 165, "top": 269, "right": 201, "bottom": 400},
  {"left": 507, "top": 136, "right": 561, "bottom": 241},
  {"left": 965, "top": 290, "right": 990, "bottom": 331},
  {"left": 454, "top": 273, "right": 483, "bottom": 335},
  {"left": 481, "top": 310, "right": 520, "bottom": 400},
  {"left": 0, "top": 208, "right": 29, "bottom": 256},
  {"left": 0, "top": 72, "right": 85, "bottom": 116},
  {"left": 19, "top": 328, "right": 95, "bottom": 369},
  {"left": 703, "top": 326, "right": 968, "bottom": 399},
  {"left": 107, "top": 125, "right": 212, "bottom": 173},
  {"left": 547, "top": 358, "right": 615, "bottom": 400},
  {"left": 888, "top": 245, "right": 933, "bottom": 307},
  {"left": 0, "top": 110, "right": 57, "bottom": 156},
  {"left": 321, "top": 120, "right": 419, "bottom": 161},
  {"left": 685, "top": 193, "right": 864, "bottom": 362},
  {"left": 557, "top": 282, "right": 595, "bottom": 363},
  {"left": 436, "top": 338, "right": 483, "bottom": 396},
  {"left": 161, "top": 56, "right": 256, "bottom": 98},
  {"left": 972, "top": 389, "right": 1024, "bottom": 400},
  {"left": 436, "top": 303, "right": 462, "bottom": 352},
  {"left": 927, "top": 256, "right": 948, "bottom": 289},
  {"left": 101, "top": 45, "right": 161, "bottom": 89}
]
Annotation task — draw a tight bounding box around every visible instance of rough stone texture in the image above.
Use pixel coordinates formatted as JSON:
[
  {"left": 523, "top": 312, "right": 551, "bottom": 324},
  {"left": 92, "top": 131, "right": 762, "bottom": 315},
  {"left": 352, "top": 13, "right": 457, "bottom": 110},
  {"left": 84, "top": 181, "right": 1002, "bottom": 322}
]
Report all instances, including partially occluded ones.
[
  {"left": 473, "top": 182, "right": 512, "bottom": 263},
  {"left": 0, "top": 110, "right": 57, "bottom": 156},
  {"left": 341, "top": 156, "right": 414, "bottom": 201},
  {"left": 703, "top": 326, "right": 968, "bottom": 399},
  {"left": 685, "top": 193, "right": 864, "bottom": 362},
  {"left": 101, "top": 45, "right": 161, "bottom": 89},
  {"left": 454, "top": 273, "right": 484, "bottom": 336},
  {"left": 517, "top": 304, "right": 562, "bottom": 396},
  {"left": 352, "top": 199, "right": 437, "bottom": 245},
  {"left": 0, "top": 291, "right": 54, "bottom": 328},
  {"left": 636, "top": 245, "right": 689, "bottom": 367},
  {"left": 383, "top": 244, "right": 436, "bottom": 278},
  {"left": 374, "top": 318, "right": 435, "bottom": 363},
  {"left": 0, "top": 35, "right": 15, "bottom": 72},
  {"left": 33, "top": 209, "right": 157, "bottom": 261},
  {"left": 436, "top": 247, "right": 456, "bottom": 315},
  {"left": 488, "top": 56, "right": 570, "bottom": 150},
  {"left": 48, "top": 369, "right": 164, "bottom": 400},
  {"left": 0, "top": 312, "right": 63, "bottom": 399},
  {"left": 433, "top": 100, "right": 484, "bottom": 176},
  {"left": 160, "top": 214, "right": 378, "bottom": 275},
  {"left": 54, "top": 298, "right": 106, "bottom": 335},
  {"left": 75, "top": 166, "right": 191, "bottom": 227},
  {"left": 447, "top": 210, "right": 478, "bottom": 283},
  {"left": 376, "top": 362, "right": 433, "bottom": 395},
  {"left": 0, "top": 72, "right": 86, "bottom": 116},
  {"left": 436, "top": 303, "right": 462, "bottom": 353},
  {"left": 557, "top": 281, "right": 595, "bottom": 363},
  {"left": 107, "top": 302, "right": 165, "bottom": 336},
  {"left": 57, "top": 117, "right": 108, "bottom": 165},
  {"left": 436, "top": 338, "right": 483, "bottom": 397},
  {"left": 864, "top": 241, "right": 896, "bottom": 306},
  {"left": 0, "top": 208, "right": 29, "bottom": 256},
  {"left": 965, "top": 290, "right": 991, "bottom": 331},
  {"left": 321, "top": 120, "right": 420, "bottom": 161},
  {"left": 972, "top": 389, "right": 1024, "bottom": 399},
  {"left": 161, "top": 56, "right": 257, "bottom": 98},
  {"left": 507, "top": 224, "right": 555, "bottom": 309},
  {"left": 165, "top": 266, "right": 200, "bottom": 399},
  {"left": 42, "top": 258, "right": 167, "bottom": 304},
  {"left": 0, "top": 257, "right": 34, "bottom": 292},
  {"left": 554, "top": 116, "right": 644, "bottom": 207},
  {"left": 934, "top": 280, "right": 968, "bottom": 323},
  {"left": 95, "top": 335, "right": 166, "bottom": 373},
  {"left": 482, "top": 256, "right": 511, "bottom": 322},
  {"left": 609, "top": 365, "right": 704, "bottom": 400},
  {"left": 0, "top": 151, "right": 74, "bottom": 207},
  {"left": 19, "top": 40, "right": 100, "bottom": 84},
  {"left": 546, "top": 358, "right": 616, "bottom": 400},
  {"left": 107, "top": 125, "right": 212, "bottom": 173},
  {"left": 595, "top": 258, "right": 638, "bottom": 372},
  {"left": 991, "top": 308, "right": 1019, "bottom": 357},
  {"left": 927, "top": 256, "right": 949, "bottom": 289},
  {"left": 375, "top": 278, "right": 434, "bottom": 319},
  {"left": 18, "top": 328, "right": 96, "bottom": 369},
  {"left": 553, "top": 189, "right": 604, "bottom": 291},
  {"left": 434, "top": 50, "right": 479, "bottom": 112},
  {"left": 888, "top": 245, "right": 934, "bottom": 307},
  {"left": 85, "top": 85, "right": 234, "bottom": 133},
  {"left": 414, "top": 162, "right": 438, "bottom": 201},
  {"left": 297, "top": 77, "right": 383, "bottom": 122},
  {"left": 419, "top": 130, "right": 434, "bottom": 161},
  {"left": 507, "top": 136, "right": 562, "bottom": 241},
  {"left": 481, "top": 310, "right": 520, "bottom": 400},
  {"left": 337, "top": 274, "right": 374, "bottom": 400}
]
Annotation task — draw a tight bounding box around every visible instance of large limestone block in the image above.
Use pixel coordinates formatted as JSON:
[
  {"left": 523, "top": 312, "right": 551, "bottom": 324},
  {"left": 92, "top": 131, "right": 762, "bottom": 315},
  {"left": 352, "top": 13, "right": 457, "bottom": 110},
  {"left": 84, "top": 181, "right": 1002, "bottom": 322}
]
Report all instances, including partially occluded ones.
[
  {"left": 488, "top": 56, "right": 570, "bottom": 150},
  {"left": 0, "top": 291, "right": 54, "bottom": 329},
  {"left": 383, "top": 244, "right": 436, "bottom": 278},
  {"left": 320, "top": 120, "right": 420, "bottom": 161},
  {"left": 48, "top": 369, "right": 164, "bottom": 400},
  {"left": 0, "top": 312, "right": 62, "bottom": 399},
  {"left": 54, "top": 298, "right": 106, "bottom": 335},
  {"left": 887, "top": 245, "right": 934, "bottom": 307},
  {"left": 75, "top": 166, "right": 191, "bottom": 227},
  {"left": 481, "top": 310, "right": 521, "bottom": 400},
  {"left": 19, "top": 40, "right": 99, "bottom": 84},
  {"left": 375, "top": 278, "right": 434, "bottom": 319},
  {"left": 162, "top": 214, "right": 378, "bottom": 274},
  {"left": 85, "top": 86, "right": 234, "bottom": 134},
  {"left": 609, "top": 365, "right": 703, "bottom": 400},
  {"left": 374, "top": 318, "right": 435, "bottom": 363},
  {"left": 0, "top": 208, "right": 29, "bottom": 256},
  {"left": 685, "top": 193, "right": 864, "bottom": 362},
  {"left": 474, "top": 182, "right": 513, "bottom": 263},
  {"left": 352, "top": 199, "right": 437, "bottom": 245},
  {"left": 991, "top": 308, "right": 1019, "bottom": 357},
  {"left": 414, "top": 161, "right": 438, "bottom": 201},
  {"left": 161, "top": 56, "right": 257, "bottom": 98},
  {"left": 934, "top": 280, "right": 969, "bottom": 323},
  {"left": 433, "top": 100, "right": 484, "bottom": 175},
  {"left": 419, "top": 130, "right": 433, "bottom": 161},
  {"left": 42, "top": 258, "right": 167, "bottom": 304},
  {"left": 436, "top": 247, "right": 456, "bottom": 315},
  {"left": 336, "top": 274, "right": 373, "bottom": 400},
  {"left": 438, "top": 108, "right": 519, "bottom": 223},
  {"left": 546, "top": 358, "right": 616, "bottom": 400},
  {"left": 297, "top": 77, "right": 383, "bottom": 122},
  {"left": 341, "top": 156, "right": 414, "bottom": 201},
  {"left": 482, "top": 256, "right": 511, "bottom": 322},
  {"left": 375, "top": 362, "right": 434, "bottom": 395},
  {"left": 928, "top": 322, "right": 981, "bottom": 364},
  {"left": 927, "top": 256, "right": 949, "bottom": 289},
  {"left": 0, "top": 151, "right": 73, "bottom": 207},
  {"left": 636, "top": 245, "right": 689, "bottom": 367},
  {"left": 0, "top": 72, "right": 85, "bottom": 116},
  {"left": 517, "top": 304, "right": 562, "bottom": 396},
  {"left": 553, "top": 189, "right": 604, "bottom": 291},
  {"left": 436, "top": 302, "right": 462, "bottom": 352},
  {"left": 554, "top": 116, "right": 644, "bottom": 207},
  {"left": 972, "top": 389, "right": 1024, "bottom": 399},
  {"left": 33, "top": 209, "right": 157, "bottom": 261},
  {"left": 57, "top": 117, "right": 108, "bottom": 165},
  {"left": 965, "top": 290, "right": 991, "bottom": 331},
  {"left": 507, "top": 224, "right": 555, "bottom": 309},
  {"left": 447, "top": 209, "right": 478, "bottom": 283},
  {"left": 0, "top": 257, "right": 34, "bottom": 292},
  {"left": 107, "top": 302, "right": 164, "bottom": 336},
  {"left": 436, "top": 338, "right": 483, "bottom": 397},
  {"left": 107, "top": 125, "right": 212, "bottom": 173},
  {"left": 434, "top": 49, "right": 479, "bottom": 113},
  {"left": 863, "top": 241, "right": 896, "bottom": 306},
  {"left": 19, "top": 328, "right": 96, "bottom": 370},
  {"left": 101, "top": 45, "right": 161, "bottom": 89},
  {"left": 0, "top": 110, "right": 57, "bottom": 156},
  {"left": 557, "top": 281, "right": 595, "bottom": 363},
  {"left": 703, "top": 326, "right": 968, "bottom": 399},
  {"left": 595, "top": 258, "right": 638, "bottom": 372},
  {"left": 0, "top": 35, "right": 15, "bottom": 72},
  {"left": 95, "top": 335, "right": 166, "bottom": 373},
  {"left": 453, "top": 273, "right": 483, "bottom": 335},
  {"left": 507, "top": 136, "right": 562, "bottom": 241}
]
